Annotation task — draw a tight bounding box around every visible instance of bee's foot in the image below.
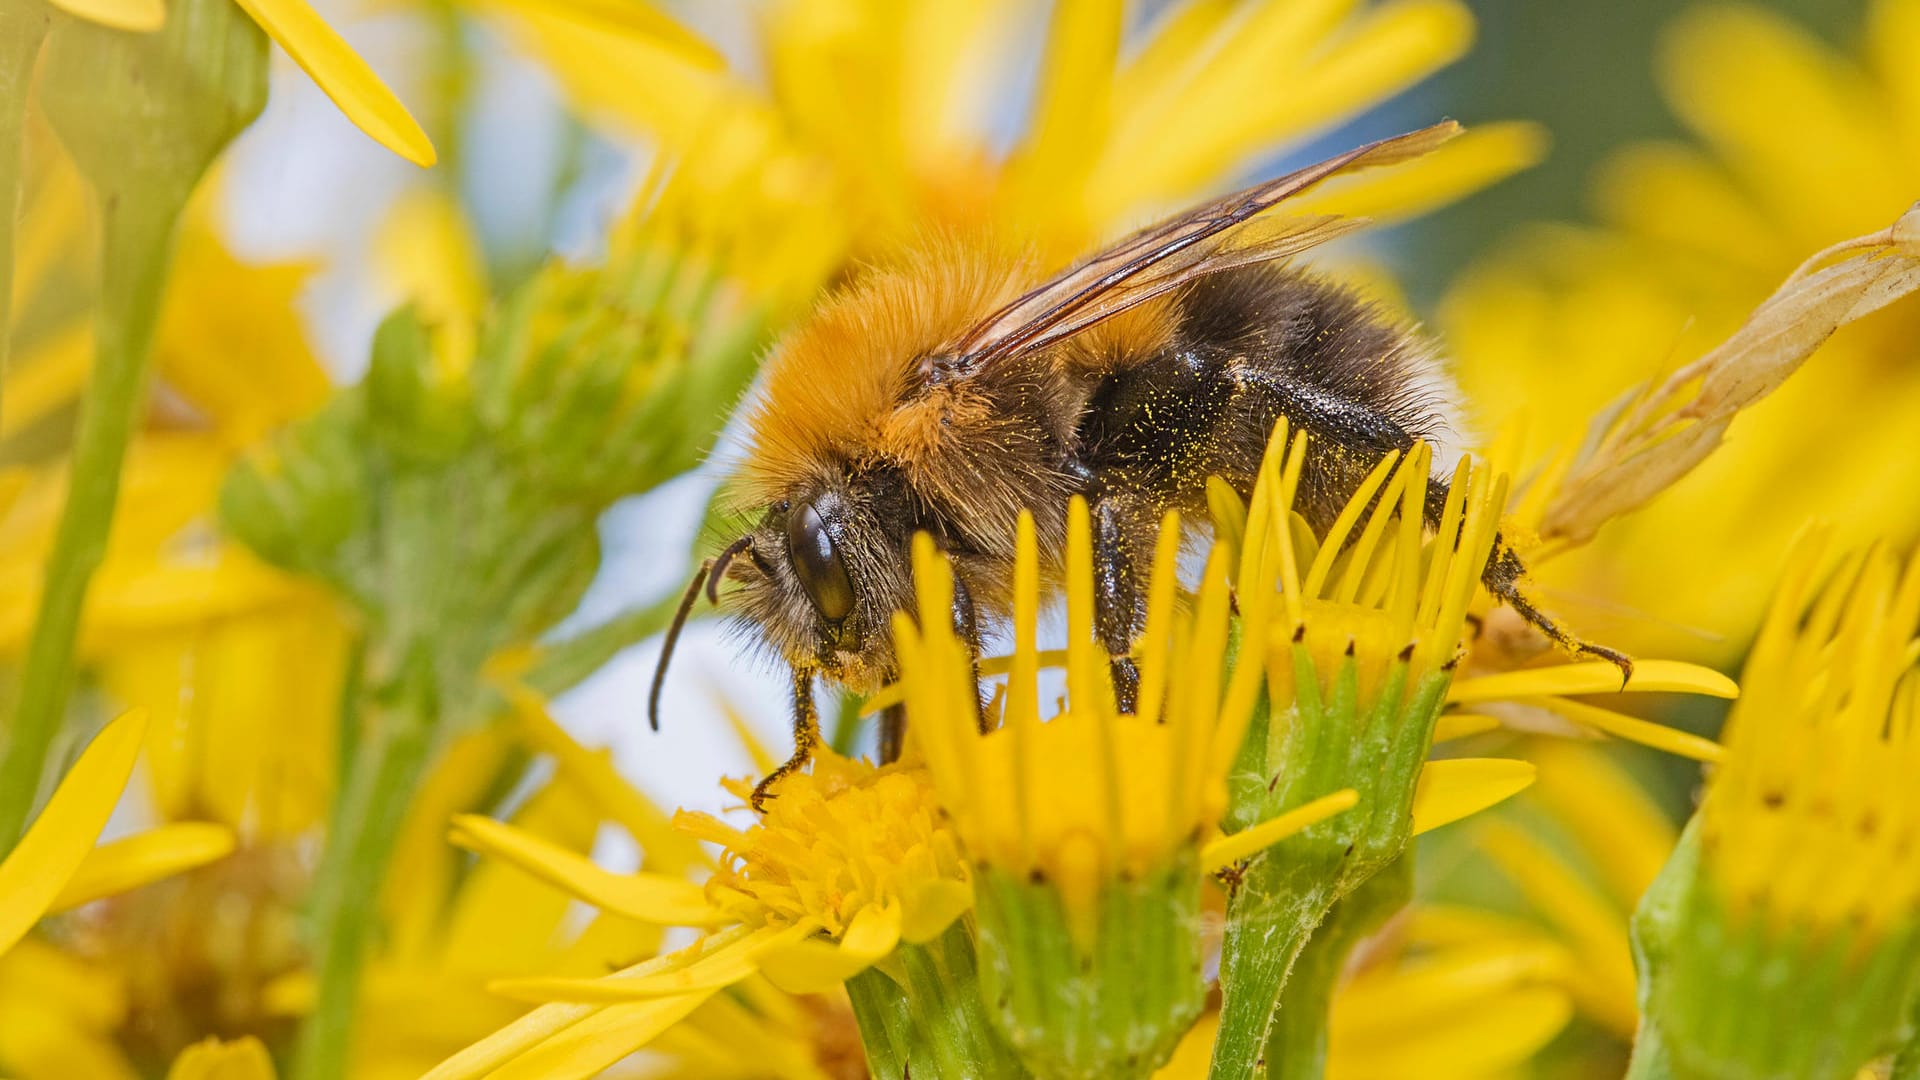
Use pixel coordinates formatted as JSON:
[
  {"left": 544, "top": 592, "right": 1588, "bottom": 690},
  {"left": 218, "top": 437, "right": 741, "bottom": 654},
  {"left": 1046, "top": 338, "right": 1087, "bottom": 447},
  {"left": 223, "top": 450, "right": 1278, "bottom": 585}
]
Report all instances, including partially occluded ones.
[{"left": 1574, "top": 639, "right": 1635, "bottom": 690}]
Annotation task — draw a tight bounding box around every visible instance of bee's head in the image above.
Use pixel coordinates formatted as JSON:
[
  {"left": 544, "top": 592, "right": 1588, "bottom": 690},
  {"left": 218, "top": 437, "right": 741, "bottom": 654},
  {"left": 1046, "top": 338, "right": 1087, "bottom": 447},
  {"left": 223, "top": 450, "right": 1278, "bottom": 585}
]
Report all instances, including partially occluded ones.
[{"left": 718, "top": 472, "right": 921, "bottom": 692}]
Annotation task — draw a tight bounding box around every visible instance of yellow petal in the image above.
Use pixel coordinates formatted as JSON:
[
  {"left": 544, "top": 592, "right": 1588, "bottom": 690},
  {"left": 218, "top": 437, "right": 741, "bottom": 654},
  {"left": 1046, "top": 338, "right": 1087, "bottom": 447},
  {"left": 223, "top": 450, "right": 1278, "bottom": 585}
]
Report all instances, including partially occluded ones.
[
  {"left": 1592, "top": 141, "right": 1787, "bottom": 272},
  {"left": 420, "top": 1000, "right": 599, "bottom": 1080},
  {"left": 1525, "top": 697, "right": 1726, "bottom": 763},
  {"left": 1333, "top": 937, "right": 1573, "bottom": 1032},
  {"left": 1200, "top": 788, "right": 1359, "bottom": 873},
  {"left": 230, "top": 0, "right": 436, "bottom": 166},
  {"left": 44, "top": 0, "right": 164, "bottom": 32},
  {"left": 1431, "top": 712, "right": 1500, "bottom": 744},
  {"left": 1474, "top": 818, "right": 1638, "bottom": 1036},
  {"left": 156, "top": 221, "right": 332, "bottom": 442},
  {"left": 473, "top": 0, "right": 723, "bottom": 69},
  {"left": 1445, "top": 658, "right": 1738, "bottom": 702},
  {"left": 487, "top": 995, "right": 712, "bottom": 1080},
  {"left": 50, "top": 822, "right": 234, "bottom": 912},
  {"left": 0, "top": 710, "right": 147, "bottom": 957},
  {"left": 1329, "top": 985, "right": 1571, "bottom": 1078},
  {"left": 488, "top": 922, "right": 815, "bottom": 1003},
  {"left": 448, "top": 814, "right": 728, "bottom": 926},
  {"left": 442, "top": 779, "right": 619, "bottom": 973},
  {"left": 1409, "top": 758, "right": 1534, "bottom": 836},
  {"left": 757, "top": 901, "right": 900, "bottom": 995},
  {"left": 507, "top": 686, "right": 708, "bottom": 871},
  {"left": 1659, "top": 3, "right": 1907, "bottom": 249},
  {"left": 1527, "top": 742, "right": 1677, "bottom": 916},
  {"left": 166, "top": 1036, "right": 276, "bottom": 1080},
  {"left": 896, "top": 878, "right": 974, "bottom": 944},
  {"left": 375, "top": 189, "right": 485, "bottom": 381},
  {"left": 1294, "top": 121, "right": 1548, "bottom": 227}
]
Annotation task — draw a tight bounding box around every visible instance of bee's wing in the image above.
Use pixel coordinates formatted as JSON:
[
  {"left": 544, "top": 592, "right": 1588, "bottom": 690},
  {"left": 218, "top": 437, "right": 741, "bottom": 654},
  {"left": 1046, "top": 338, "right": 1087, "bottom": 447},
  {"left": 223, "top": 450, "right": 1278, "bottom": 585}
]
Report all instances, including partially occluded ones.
[{"left": 949, "top": 121, "right": 1460, "bottom": 371}]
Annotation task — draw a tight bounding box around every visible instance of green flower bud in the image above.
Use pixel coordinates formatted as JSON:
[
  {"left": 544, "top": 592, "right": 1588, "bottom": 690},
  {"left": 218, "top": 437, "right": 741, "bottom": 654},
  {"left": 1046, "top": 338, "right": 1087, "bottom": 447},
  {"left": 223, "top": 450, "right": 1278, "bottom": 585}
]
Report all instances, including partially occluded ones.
[{"left": 1631, "top": 535, "right": 1920, "bottom": 1080}]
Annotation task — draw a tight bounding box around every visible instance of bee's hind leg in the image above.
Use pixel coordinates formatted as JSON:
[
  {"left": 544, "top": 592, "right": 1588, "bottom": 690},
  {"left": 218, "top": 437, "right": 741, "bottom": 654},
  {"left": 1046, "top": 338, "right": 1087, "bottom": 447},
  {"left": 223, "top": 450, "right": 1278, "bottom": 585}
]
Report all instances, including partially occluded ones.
[
  {"left": 1091, "top": 489, "right": 1159, "bottom": 714},
  {"left": 751, "top": 665, "right": 821, "bottom": 812},
  {"left": 1482, "top": 541, "right": 1634, "bottom": 687}
]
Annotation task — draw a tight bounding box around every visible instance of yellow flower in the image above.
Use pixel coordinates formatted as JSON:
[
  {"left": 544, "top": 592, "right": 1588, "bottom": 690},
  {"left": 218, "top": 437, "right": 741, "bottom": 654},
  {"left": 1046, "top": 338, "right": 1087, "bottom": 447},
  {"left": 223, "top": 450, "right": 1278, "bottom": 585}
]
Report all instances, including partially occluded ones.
[
  {"left": 503, "top": 0, "right": 1544, "bottom": 268},
  {"left": 0, "top": 711, "right": 236, "bottom": 1078},
  {"left": 900, "top": 505, "right": 1355, "bottom": 924},
  {"left": 424, "top": 690, "right": 971, "bottom": 1080},
  {"left": 1633, "top": 529, "right": 1920, "bottom": 1079},
  {"left": 896, "top": 498, "right": 1357, "bottom": 1077},
  {"left": 1704, "top": 532, "right": 1920, "bottom": 942}
]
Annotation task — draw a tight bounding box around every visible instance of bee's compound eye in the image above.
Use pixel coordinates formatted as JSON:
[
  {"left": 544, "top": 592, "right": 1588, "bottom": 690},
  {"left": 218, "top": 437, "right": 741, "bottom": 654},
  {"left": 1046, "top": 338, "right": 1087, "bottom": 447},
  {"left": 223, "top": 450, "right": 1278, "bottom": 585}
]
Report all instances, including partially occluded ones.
[{"left": 787, "top": 502, "right": 855, "bottom": 623}]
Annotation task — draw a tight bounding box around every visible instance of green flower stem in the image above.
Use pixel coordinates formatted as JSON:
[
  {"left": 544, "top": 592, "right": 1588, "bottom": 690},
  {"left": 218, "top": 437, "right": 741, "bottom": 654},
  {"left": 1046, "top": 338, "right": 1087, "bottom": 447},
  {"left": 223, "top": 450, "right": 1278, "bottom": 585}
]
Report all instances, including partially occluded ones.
[
  {"left": 1212, "top": 640, "right": 1450, "bottom": 1080},
  {"left": 0, "top": 183, "right": 181, "bottom": 853},
  {"left": 847, "top": 921, "right": 1031, "bottom": 1080},
  {"left": 1264, "top": 857, "right": 1412, "bottom": 1080},
  {"left": 292, "top": 651, "right": 440, "bottom": 1080},
  {"left": 0, "top": 3, "right": 48, "bottom": 415},
  {"left": 1211, "top": 863, "right": 1335, "bottom": 1080}
]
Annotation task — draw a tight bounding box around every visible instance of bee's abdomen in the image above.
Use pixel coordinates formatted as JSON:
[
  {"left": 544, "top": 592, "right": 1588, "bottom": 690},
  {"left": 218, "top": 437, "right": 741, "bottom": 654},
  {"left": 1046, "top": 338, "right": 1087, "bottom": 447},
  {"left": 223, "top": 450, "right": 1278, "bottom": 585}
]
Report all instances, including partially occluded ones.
[{"left": 1075, "top": 264, "right": 1458, "bottom": 527}]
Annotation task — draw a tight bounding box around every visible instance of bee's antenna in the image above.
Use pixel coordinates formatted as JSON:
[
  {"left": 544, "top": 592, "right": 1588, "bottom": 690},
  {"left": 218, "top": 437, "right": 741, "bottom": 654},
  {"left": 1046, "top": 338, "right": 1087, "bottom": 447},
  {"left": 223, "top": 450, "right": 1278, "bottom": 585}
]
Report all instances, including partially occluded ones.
[
  {"left": 650, "top": 558, "right": 715, "bottom": 733},
  {"left": 707, "top": 535, "right": 754, "bottom": 606}
]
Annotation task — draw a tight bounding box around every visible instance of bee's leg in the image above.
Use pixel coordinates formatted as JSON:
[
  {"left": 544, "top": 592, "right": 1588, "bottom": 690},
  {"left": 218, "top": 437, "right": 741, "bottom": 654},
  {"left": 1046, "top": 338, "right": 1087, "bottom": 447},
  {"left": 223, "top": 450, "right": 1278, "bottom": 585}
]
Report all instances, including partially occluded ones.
[
  {"left": 950, "top": 566, "right": 990, "bottom": 734},
  {"left": 878, "top": 702, "right": 906, "bottom": 764},
  {"left": 876, "top": 569, "right": 984, "bottom": 765},
  {"left": 752, "top": 665, "right": 820, "bottom": 812},
  {"left": 1090, "top": 489, "right": 1157, "bottom": 714},
  {"left": 1482, "top": 541, "right": 1635, "bottom": 686}
]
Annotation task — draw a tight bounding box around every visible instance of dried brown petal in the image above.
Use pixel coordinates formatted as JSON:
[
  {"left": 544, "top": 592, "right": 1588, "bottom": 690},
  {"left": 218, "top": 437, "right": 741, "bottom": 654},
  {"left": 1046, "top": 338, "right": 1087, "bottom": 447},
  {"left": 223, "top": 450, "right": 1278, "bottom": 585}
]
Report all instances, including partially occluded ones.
[{"left": 1539, "top": 203, "right": 1920, "bottom": 546}]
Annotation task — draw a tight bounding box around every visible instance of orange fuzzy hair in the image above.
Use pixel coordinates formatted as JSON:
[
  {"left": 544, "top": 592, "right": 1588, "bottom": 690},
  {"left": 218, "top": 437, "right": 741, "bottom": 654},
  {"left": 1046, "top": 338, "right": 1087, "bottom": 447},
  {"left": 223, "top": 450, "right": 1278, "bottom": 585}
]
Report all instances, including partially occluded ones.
[{"left": 740, "top": 238, "right": 1034, "bottom": 502}]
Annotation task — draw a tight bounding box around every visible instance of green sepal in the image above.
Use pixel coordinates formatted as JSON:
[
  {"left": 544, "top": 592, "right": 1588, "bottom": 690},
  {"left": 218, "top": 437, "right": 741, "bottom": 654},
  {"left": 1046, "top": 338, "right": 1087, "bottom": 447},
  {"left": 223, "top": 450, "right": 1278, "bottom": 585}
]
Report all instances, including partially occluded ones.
[
  {"left": 846, "top": 920, "right": 1031, "bottom": 1080},
  {"left": 1632, "top": 818, "right": 1920, "bottom": 1080},
  {"left": 973, "top": 860, "right": 1207, "bottom": 1080}
]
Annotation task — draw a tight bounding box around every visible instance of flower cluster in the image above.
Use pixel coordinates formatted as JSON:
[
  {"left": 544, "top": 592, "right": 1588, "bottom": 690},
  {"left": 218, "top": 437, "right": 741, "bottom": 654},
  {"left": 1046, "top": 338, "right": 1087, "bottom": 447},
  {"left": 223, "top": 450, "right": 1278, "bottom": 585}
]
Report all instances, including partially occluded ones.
[{"left": 8, "top": 0, "right": 1920, "bottom": 1078}]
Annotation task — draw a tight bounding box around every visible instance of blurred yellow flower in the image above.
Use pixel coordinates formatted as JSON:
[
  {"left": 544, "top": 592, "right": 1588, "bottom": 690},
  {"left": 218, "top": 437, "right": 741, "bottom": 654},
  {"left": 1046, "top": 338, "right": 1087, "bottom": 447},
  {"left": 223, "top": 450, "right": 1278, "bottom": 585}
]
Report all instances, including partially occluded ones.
[
  {"left": 0, "top": 711, "right": 236, "bottom": 1078},
  {"left": 502, "top": 0, "right": 1543, "bottom": 270},
  {"left": 1155, "top": 908, "right": 1577, "bottom": 1080},
  {"left": 2, "top": 165, "right": 351, "bottom": 840},
  {"left": 1444, "top": 0, "right": 1920, "bottom": 662},
  {"left": 166, "top": 1036, "right": 276, "bottom": 1080},
  {"left": 1470, "top": 742, "right": 1680, "bottom": 1043}
]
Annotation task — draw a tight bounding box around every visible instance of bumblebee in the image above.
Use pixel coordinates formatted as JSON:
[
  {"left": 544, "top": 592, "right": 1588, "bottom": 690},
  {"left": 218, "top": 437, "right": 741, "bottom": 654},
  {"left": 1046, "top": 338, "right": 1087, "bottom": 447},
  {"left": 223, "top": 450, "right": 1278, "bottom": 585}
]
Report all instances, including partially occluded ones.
[{"left": 650, "top": 123, "right": 1625, "bottom": 808}]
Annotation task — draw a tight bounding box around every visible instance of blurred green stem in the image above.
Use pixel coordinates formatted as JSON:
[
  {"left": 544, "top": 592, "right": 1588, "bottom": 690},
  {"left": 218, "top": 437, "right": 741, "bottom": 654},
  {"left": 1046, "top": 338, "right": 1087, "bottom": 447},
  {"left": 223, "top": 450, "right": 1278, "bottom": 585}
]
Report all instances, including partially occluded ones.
[
  {"left": 293, "top": 649, "right": 439, "bottom": 1080},
  {"left": 0, "top": 3, "right": 47, "bottom": 419},
  {"left": 1623, "top": 1023, "right": 1677, "bottom": 1080},
  {"left": 0, "top": 179, "right": 180, "bottom": 853}
]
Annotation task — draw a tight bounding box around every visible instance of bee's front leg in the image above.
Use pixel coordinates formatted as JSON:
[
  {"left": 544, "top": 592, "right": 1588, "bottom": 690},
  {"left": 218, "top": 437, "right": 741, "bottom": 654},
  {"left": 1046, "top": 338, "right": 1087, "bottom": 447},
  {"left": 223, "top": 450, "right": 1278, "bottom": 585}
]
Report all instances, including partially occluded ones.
[
  {"left": 752, "top": 665, "right": 820, "bottom": 812},
  {"left": 950, "top": 565, "right": 988, "bottom": 734},
  {"left": 1090, "top": 488, "right": 1157, "bottom": 714},
  {"left": 876, "top": 564, "right": 985, "bottom": 765}
]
